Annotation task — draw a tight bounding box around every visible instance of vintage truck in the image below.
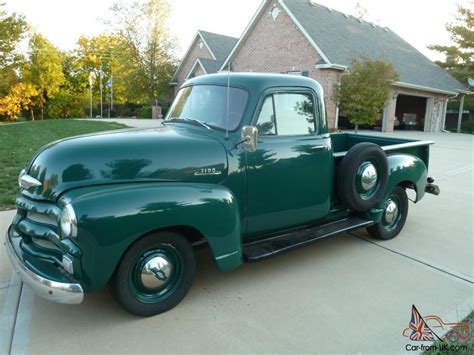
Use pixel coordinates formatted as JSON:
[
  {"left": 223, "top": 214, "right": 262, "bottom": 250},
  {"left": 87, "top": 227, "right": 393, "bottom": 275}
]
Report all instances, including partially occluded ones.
[{"left": 6, "top": 73, "right": 439, "bottom": 316}]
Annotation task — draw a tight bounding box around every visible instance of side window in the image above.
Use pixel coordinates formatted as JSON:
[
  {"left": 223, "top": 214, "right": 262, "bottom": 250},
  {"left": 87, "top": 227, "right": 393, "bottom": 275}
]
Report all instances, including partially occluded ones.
[
  {"left": 256, "top": 96, "right": 276, "bottom": 135},
  {"left": 273, "top": 93, "right": 316, "bottom": 135}
]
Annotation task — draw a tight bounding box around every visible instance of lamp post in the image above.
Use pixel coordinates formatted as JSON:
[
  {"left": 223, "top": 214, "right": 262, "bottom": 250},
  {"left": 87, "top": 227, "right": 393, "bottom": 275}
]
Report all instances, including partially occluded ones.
[{"left": 88, "top": 72, "right": 94, "bottom": 118}]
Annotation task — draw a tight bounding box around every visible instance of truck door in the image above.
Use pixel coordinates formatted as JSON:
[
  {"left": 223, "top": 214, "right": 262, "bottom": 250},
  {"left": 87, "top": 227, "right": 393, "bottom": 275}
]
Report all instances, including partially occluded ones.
[{"left": 245, "top": 90, "right": 333, "bottom": 236}]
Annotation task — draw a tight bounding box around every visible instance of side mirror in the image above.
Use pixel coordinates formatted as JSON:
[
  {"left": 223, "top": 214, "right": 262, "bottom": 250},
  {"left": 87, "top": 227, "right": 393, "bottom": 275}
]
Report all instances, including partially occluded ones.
[{"left": 241, "top": 126, "right": 258, "bottom": 152}]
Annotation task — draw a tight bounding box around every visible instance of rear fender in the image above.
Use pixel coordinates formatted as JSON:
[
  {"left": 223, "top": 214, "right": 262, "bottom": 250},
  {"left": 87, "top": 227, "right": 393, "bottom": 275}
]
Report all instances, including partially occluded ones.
[
  {"left": 62, "top": 183, "right": 242, "bottom": 292},
  {"left": 384, "top": 154, "right": 427, "bottom": 202},
  {"left": 365, "top": 154, "right": 427, "bottom": 222}
]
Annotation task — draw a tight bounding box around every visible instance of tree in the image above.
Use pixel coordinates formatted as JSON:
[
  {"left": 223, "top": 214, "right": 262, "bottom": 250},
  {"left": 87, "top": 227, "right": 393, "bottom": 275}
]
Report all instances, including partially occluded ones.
[
  {"left": 71, "top": 34, "right": 130, "bottom": 108},
  {"left": 0, "top": 83, "right": 37, "bottom": 120},
  {"left": 335, "top": 57, "right": 399, "bottom": 133},
  {"left": 25, "top": 33, "right": 65, "bottom": 120},
  {"left": 0, "top": 4, "right": 27, "bottom": 95},
  {"left": 429, "top": 3, "right": 473, "bottom": 113},
  {"left": 107, "top": 0, "right": 177, "bottom": 106}
]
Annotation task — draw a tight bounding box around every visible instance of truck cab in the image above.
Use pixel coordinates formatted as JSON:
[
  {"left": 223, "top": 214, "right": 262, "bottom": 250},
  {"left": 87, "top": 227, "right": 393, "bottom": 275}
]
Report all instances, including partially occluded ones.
[{"left": 6, "top": 73, "right": 439, "bottom": 316}]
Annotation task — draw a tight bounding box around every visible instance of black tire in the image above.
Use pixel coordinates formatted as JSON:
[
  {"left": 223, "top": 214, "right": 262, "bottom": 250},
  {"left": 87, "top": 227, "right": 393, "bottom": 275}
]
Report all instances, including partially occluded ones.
[
  {"left": 367, "top": 186, "right": 408, "bottom": 240},
  {"left": 112, "top": 231, "right": 196, "bottom": 317},
  {"left": 337, "top": 142, "right": 388, "bottom": 212}
]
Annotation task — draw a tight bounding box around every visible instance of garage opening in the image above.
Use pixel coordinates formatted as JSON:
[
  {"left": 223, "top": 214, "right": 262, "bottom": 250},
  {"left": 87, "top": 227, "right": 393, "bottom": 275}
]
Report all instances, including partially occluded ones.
[{"left": 394, "top": 94, "right": 427, "bottom": 131}]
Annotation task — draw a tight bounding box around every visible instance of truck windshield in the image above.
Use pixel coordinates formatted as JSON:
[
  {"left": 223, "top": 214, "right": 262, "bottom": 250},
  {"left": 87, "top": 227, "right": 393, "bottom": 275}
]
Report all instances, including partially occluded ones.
[{"left": 166, "top": 85, "right": 248, "bottom": 131}]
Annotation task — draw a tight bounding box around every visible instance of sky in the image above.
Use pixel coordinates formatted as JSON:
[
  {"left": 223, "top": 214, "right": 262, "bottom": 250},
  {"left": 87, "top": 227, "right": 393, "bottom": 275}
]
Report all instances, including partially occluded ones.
[{"left": 4, "top": 0, "right": 469, "bottom": 62}]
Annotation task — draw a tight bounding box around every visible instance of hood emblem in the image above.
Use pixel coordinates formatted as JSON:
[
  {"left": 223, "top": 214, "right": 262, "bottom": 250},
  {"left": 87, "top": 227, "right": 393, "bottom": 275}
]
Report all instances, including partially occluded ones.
[
  {"left": 194, "top": 168, "right": 222, "bottom": 176},
  {"left": 18, "top": 170, "right": 42, "bottom": 189}
]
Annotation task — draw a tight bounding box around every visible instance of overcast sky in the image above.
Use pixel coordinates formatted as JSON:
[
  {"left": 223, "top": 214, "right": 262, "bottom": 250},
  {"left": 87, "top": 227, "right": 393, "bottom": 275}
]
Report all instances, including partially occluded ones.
[{"left": 4, "top": 0, "right": 468, "bottom": 62}]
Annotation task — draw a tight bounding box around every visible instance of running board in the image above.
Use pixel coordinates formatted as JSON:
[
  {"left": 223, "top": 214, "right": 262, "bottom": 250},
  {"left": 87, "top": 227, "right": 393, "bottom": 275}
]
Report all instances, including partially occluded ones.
[{"left": 243, "top": 216, "right": 373, "bottom": 262}]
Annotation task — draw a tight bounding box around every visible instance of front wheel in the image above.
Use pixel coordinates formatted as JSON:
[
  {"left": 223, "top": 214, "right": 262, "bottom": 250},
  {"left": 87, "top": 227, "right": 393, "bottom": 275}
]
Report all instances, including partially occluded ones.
[
  {"left": 366, "top": 186, "right": 408, "bottom": 240},
  {"left": 112, "top": 231, "right": 196, "bottom": 316}
]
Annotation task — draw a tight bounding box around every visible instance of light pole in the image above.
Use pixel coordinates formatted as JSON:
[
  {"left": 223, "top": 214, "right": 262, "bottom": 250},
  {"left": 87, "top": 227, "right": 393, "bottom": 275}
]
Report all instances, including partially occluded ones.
[
  {"left": 99, "top": 63, "right": 103, "bottom": 118},
  {"left": 88, "top": 72, "right": 94, "bottom": 118}
]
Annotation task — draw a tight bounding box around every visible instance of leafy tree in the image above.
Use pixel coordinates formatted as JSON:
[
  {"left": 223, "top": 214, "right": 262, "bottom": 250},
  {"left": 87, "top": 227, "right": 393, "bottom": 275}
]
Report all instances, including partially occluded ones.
[
  {"left": 107, "top": 0, "right": 177, "bottom": 106},
  {"left": 429, "top": 3, "right": 473, "bottom": 112},
  {"left": 0, "top": 4, "right": 27, "bottom": 95},
  {"left": 335, "top": 57, "right": 399, "bottom": 132},
  {"left": 71, "top": 34, "right": 130, "bottom": 108},
  {"left": 25, "top": 33, "right": 65, "bottom": 120},
  {"left": 0, "top": 83, "right": 37, "bottom": 120}
]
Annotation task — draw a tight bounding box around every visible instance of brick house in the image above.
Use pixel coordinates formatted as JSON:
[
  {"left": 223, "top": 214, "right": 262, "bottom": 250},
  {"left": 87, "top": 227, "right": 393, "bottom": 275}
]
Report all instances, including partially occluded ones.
[
  {"left": 171, "top": 0, "right": 468, "bottom": 132},
  {"left": 170, "top": 30, "right": 237, "bottom": 94}
]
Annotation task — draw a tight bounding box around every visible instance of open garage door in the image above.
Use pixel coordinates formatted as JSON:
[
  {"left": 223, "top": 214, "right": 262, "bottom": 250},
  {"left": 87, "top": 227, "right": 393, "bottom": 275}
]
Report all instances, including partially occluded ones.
[{"left": 394, "top": 94, "right": 427, "bottom": 131}]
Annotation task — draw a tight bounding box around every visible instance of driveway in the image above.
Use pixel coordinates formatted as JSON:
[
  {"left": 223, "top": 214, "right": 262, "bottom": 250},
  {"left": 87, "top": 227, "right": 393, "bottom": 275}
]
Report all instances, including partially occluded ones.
[
  {"left": 79, "top": 118, "right": 164, "bottom": 129},
  {"left": 0, "top": 131, "right": 472, "bottom": 354}
]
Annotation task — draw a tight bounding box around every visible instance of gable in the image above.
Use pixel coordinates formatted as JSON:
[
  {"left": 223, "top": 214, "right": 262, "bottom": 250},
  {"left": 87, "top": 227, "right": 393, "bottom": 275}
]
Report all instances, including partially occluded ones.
[
  {"left": 172, "top": 31, "right": 238, "bottom": 84},
  {"left": 171, "top": 33, "right": 215, "bottom": 83},
  {"left": 230, "top": 0, "right": 322, "bottom": 73}
]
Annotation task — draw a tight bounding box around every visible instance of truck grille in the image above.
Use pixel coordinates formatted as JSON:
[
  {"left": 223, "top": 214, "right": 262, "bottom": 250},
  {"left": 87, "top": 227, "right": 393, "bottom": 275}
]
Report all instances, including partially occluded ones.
[{"left": 13, "top": 195, "right": 63, "bottom": 263}]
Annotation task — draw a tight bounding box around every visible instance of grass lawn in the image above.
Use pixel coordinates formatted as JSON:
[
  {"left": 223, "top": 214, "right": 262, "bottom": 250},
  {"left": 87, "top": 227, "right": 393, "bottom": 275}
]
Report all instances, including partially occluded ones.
[{"left": 0, "top": 119, "right": 128, "bottom": 211}]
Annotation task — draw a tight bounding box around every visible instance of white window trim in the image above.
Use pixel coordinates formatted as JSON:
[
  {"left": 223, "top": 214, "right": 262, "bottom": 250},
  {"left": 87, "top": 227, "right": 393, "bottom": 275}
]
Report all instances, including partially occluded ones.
[{"left": 185, "top": 58, "right": 208, "bottom": 80}]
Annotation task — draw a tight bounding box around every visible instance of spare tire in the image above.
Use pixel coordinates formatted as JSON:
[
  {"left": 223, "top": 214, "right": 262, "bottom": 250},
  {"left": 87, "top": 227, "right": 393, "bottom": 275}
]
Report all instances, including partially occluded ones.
[{"left": 337, "top": 142, "right": 388, "bottom": 212}]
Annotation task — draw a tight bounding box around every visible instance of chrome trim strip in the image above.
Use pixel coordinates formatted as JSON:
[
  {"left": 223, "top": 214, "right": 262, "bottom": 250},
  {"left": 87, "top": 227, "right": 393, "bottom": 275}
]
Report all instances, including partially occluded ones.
[{"left": 5, "top": 229, "right": 84, "bottom": 304}]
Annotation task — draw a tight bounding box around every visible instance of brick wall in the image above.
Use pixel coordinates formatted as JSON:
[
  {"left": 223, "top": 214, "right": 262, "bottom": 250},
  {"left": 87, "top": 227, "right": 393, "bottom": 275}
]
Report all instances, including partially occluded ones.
[
  {"left": 175, "top": 36, "right": 214, "bottom": 94},
  {"left": 230, "top": 0, "right": 341, "bottom": 129}
]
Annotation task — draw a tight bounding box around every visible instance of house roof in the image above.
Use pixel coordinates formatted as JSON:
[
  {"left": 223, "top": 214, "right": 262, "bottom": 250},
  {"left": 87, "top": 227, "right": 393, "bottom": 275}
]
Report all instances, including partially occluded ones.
[
  {"left": 199, "top": 31, "right": 238, "bottom": 69},
  {"left": 221, "top": 0, "right": 466, "bottom": 94},
  {"left": 283, "top": 0, "right": 466, "bottom": 93},
  {"left": 171, "top": 30, "right": 238, "bottom": 83}
]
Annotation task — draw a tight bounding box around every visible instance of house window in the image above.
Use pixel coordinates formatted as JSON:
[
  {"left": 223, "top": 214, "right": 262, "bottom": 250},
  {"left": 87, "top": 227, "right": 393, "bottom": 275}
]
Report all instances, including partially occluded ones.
[
  {"left": 287, "top": 71, "right": 302, "bottom": 76},
  {"left": 198, "top": 40, "right": 204, "bottom": 49}
]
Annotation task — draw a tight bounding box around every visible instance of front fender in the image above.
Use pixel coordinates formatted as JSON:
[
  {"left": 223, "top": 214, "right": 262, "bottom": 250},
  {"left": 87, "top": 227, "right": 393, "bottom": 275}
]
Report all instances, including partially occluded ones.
[{"left": 62, "top": 183, "right": 242, "bottom": 292}]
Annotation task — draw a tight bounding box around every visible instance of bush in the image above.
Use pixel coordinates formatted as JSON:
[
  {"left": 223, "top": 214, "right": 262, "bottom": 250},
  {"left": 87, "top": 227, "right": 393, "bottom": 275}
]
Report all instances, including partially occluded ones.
[{"left": 139, "top": 105, "right": 152, "bottom": 119}]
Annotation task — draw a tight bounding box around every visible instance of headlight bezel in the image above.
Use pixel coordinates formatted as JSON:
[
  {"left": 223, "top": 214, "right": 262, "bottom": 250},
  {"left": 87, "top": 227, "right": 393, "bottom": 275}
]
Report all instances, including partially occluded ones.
[
  {"left": 60, "top": 203, "right": 78, "bottom": 239},
  {"left": 18, "top": 169, "right": 26, "bottom": 188}
]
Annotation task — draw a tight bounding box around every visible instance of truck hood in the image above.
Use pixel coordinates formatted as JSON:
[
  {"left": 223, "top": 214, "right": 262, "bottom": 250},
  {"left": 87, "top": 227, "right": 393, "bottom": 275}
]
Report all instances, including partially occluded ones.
[{"left": 23, "top": 125, "right": 228, "bottom": 201}]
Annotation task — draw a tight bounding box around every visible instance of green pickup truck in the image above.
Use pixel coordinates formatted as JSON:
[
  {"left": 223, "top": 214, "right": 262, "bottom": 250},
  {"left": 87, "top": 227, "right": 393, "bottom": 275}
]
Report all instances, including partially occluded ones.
[{"left": 6, "top": 73, "right": 439, "bottom": 316}]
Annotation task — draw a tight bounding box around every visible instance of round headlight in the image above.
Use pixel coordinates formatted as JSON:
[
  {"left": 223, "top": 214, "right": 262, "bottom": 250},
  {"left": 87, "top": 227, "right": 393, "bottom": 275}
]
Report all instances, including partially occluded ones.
[{"left": 60, "top": 204, "right": 77, "bottom": 238}]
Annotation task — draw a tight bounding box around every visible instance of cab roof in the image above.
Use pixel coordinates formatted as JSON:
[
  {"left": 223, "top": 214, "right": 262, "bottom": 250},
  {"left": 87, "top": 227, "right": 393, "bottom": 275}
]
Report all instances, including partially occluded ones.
[{"left": 184, "top": 72, "right": 324, "bottom": 97}]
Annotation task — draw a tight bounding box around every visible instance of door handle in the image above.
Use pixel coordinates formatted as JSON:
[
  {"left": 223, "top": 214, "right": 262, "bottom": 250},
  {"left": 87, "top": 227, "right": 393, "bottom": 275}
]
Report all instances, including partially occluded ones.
[{"left": 310, "top": 144, "right": 327, "bottom": 151}]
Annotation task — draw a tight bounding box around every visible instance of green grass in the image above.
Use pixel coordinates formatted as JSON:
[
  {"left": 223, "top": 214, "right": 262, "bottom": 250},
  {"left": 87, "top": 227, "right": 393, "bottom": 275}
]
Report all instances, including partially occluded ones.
[{"left": 0, "top": 119, "right": 128, "bottom": 210}]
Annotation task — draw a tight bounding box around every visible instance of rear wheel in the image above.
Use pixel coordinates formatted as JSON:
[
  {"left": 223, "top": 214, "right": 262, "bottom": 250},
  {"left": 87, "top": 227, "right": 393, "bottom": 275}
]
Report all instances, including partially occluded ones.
[
  {"left": 112, "top": 231, "right": 196, "bottom": 316},
  {"left": 366, "top": 186, "right": 408, "bottom": 240}
]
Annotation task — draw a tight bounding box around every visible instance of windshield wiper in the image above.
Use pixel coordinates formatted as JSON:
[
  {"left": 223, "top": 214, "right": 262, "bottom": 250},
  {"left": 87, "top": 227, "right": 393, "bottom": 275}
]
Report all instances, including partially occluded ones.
[{"left": 167, "top": 117, "right": 213, "bottom": 131}]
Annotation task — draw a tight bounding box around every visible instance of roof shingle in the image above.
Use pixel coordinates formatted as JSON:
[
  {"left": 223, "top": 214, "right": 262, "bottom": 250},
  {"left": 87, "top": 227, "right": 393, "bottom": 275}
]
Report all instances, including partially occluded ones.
[{"left": 283, "top": 0, "right": 466, "bottom": 93}]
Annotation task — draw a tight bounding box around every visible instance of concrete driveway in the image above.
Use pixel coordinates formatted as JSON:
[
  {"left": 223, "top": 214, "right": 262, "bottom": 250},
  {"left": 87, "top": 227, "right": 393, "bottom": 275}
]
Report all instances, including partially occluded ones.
[
  {"left": 0, "top": 131, "right": 472, "bottom": 354},
  {"left": 79, "top": 118, "right": 164, "bottom": 129}
]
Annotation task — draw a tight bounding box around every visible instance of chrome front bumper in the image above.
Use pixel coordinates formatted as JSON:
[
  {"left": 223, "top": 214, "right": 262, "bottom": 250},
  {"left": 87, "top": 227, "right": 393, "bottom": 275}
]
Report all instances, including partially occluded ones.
[{"left": 5, "top": 228, "right": 84, "bottom": 304}]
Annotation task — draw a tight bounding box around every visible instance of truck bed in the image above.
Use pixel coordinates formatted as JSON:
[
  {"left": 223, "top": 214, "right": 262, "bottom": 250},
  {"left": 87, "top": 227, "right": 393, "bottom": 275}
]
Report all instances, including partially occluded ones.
[{"left": 330, "top": 132, "right": 433, "bottom": 168}]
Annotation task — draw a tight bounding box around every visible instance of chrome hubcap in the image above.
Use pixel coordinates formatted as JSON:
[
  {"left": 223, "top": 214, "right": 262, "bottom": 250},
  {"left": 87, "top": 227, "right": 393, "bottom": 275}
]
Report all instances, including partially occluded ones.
[
  {"left": 360, "top": 163, "right": 377, "bottom": 191},
  {"left": 384, "top": 200, "right": 398, "bottom": 224},
  {"left": 140, "top": 256, "right": 173, "bottom": 289}
]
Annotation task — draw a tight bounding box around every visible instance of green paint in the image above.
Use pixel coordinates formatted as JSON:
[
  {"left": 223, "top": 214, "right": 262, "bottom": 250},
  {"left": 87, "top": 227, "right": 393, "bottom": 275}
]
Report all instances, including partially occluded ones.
[{"left": 7, "top": 73, "right": 434, "bottom": 297}]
